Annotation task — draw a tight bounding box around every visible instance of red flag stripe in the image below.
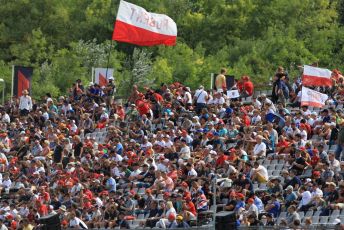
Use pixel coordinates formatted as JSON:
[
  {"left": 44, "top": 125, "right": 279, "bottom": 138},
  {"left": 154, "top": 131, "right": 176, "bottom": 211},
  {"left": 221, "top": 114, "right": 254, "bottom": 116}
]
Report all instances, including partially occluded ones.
[
  {"left": 98, "top": 73, "right": 108, "bottom": 87},
  {"left": 301, "top": 101, "right": 325, "bottom": 108},
  {"left": 18, "top": 70, "right": 30, "bottom": 97},
  {"left": 112, "top": 20, "right": 176, "bottom": 46},
  {"left": 302, "top": 75, "right": 333, "bottom": 87}
]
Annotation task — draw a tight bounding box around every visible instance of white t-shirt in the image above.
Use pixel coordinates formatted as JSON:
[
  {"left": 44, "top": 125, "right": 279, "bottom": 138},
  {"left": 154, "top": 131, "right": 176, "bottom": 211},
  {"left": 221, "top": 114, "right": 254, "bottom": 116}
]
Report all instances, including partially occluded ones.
[
  {"left": 154, "top": 140, "right": 165, "bottom": 147},
  {"left": 184, "top": 92, "right": 192, "bottom": 104},
  {"left": 251, "top": 115, "right": 261, "bottom": 125},
  {"left": 252, "top": 165, "right": 268, "bottom": 181},
  {"left": 180, "top": 146, "right": 191, "bottom": 160},
  {"left": 253, "top": 100, "right": 262, "bottom": 109},
  {"left": 300, "top": 130, "right": 308, "bottom": 141},
  {"left": 299, "top": 191, "right": 312, "bottom": 207},
  {"left": 253, "top": 142, "right": 266, "bottom": 156},
  {"left": 188, "top": 168, "right": 198, "bottom": 177},
  {"left": 208, "top": 97, "right": 225, "bottom": 105},
  {"left": 194, "top": 90, "right": 208, "bottom": 103},
  {"left": 311, "top": 188, "right": 323, "bottom": 198},
  {"left": 69, "top": 217, "right": 88, "bottom": 229}
]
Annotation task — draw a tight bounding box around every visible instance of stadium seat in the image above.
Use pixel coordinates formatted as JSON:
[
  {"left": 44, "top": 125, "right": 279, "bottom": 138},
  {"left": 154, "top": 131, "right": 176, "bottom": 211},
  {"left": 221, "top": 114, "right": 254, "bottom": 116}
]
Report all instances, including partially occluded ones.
[
  {"left": 272, "top": 171, "right": 280, "bottom": 176},
  {"left": 319, "top": 216, "right": 329, "bottom": 224},
  {"left": 305, "top": 210, "right": 313, "bottom": 217},
  {"left": 267, "top": 165, "right": 275, "bottom": 171},
  {"left": 299, "top": 212, "right": 304, "bottom": 219},
  {"left": 279, "top": 212, "right": 287, "bottom": 219},
  {"left": 271, "top": 159, "right": 278, "bottom": 164},
  {"left": 312, "top": 216, "right": 319, "bottom": 224},
  {"left": 314, "top": 210, "right": 322, "bottom": 216},
  {"left": 332, "top": 210, "right": 340, "bottom": 216},
  {"left": 340, "top": 216, "right": 344, "bottom": 223},
  {"left": 137, "top": 214, "right": 145, "bottom": 220},
  {"left": 275, "top": 164, "right": 284, "bottom": 171}
]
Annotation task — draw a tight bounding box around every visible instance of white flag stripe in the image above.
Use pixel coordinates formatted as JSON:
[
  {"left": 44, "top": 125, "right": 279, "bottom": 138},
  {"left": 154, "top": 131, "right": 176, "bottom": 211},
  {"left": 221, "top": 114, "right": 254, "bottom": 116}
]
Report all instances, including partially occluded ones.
[{"left": 303, "top": 65, "right": 332, "bottom": 78}]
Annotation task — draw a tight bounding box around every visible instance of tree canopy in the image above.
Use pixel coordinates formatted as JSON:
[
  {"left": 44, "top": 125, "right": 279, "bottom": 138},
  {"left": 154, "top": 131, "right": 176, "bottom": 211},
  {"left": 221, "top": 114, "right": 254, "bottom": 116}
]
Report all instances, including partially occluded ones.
[{"left": 0, "top": 0, "right": 344, "bottom": 98}]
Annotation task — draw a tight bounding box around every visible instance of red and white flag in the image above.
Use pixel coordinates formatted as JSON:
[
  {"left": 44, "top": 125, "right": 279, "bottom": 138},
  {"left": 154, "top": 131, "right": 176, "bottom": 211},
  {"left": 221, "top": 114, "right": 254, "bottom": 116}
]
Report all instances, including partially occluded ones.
[
  {"left": 112, "top": 0, "right": 177, "bottom": 46},
  {"left": 95, "top": 68, "right": 114, "bottom": 87},
  {"left": 301, "top": 86, "right": 328, "bottom": 108},
  {"left": 302, "top": 65, "right": 332, "bottom": 87}
]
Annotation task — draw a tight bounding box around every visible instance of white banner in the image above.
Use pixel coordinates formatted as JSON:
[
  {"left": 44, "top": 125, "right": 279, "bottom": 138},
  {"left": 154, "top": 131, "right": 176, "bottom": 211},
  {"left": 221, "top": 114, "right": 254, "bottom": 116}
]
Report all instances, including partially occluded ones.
[
  {"left": 301, "top": 86, "right": 328, "bottom": 108},
  {"left": 227, "top": 90, "right": 240, "bottom": 98},
  {"left": 94, "top": 68, "right": 114, "bottom": 87}
]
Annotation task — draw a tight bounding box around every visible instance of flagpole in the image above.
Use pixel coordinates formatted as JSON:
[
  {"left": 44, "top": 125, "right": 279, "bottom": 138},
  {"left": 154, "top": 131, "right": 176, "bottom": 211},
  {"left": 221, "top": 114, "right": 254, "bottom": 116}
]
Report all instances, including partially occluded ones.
[
  {"left": 105, "top": 40, "right": 114, "bottom": 80},
  {"left": 91, "top": 67, "right": 94, "bottom": 83},
  {"left": 11, "top": 65, "right": 14, "bottom": 99}
]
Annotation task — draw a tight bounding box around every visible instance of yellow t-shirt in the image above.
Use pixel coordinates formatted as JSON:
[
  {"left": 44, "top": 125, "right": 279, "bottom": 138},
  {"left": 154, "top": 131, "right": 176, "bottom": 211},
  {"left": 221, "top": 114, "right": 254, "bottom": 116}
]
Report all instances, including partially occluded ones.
[
  {"left": 215, "top": 74, "right": 226, "bottom": 90},
  {"left": 23, "top": 225, "right": 34, "bottom": 230}
]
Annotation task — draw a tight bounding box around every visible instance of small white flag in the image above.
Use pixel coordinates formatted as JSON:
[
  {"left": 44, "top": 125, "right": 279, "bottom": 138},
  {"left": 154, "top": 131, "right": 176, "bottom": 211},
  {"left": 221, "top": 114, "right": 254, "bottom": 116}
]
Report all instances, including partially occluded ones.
[
  {"left": 301, "top": 86, "right": 328, "bottom": 108},
  {"left": 227, "top": 90, "right": 240, "bottom": 99}
]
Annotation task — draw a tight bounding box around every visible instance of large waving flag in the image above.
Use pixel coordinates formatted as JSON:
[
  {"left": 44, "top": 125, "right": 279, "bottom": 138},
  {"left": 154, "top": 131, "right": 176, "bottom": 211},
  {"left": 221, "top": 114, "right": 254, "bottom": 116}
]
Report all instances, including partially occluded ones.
[
  {"left": 301, "top": 86, "right": 328, "bottom": 108},
  {"left": 13, "top": 66, "right": 33, "bottom": 97},
  {"left": 112, "top": 0, "right": 177, "bottom": 46},
  {"left": 95, "top": 68, "right": 114, "bottom": 87},
  {"left": 302, "top": 65, "right": 332, "bottom": 87}
]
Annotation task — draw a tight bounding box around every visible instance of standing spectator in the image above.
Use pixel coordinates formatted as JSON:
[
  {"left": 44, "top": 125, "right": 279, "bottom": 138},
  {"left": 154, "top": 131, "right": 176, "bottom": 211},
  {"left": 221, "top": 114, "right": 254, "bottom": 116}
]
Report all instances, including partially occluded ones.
[
  {"left": 18, "top": 90, "right": 32, "bottom": 116},
  {"left": 215, "top": 68, "right": 227, "bottom": 93}
]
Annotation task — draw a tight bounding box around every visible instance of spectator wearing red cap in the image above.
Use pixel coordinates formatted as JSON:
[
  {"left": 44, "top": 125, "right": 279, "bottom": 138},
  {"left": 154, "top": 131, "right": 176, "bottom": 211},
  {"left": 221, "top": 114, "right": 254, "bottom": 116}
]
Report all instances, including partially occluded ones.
[
  {"left": 246, "top": 198, "right": 258, "bottom": 218},
  {"left": 184, "top": 195, "right": 197, "bottom": 216}
]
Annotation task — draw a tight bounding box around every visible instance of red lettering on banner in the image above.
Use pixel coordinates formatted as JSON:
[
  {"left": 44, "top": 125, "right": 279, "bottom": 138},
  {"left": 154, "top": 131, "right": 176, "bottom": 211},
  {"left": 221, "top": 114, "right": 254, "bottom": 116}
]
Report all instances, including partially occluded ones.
[{"left": 130, "top": 9, "right": 170, "bottom": 31}]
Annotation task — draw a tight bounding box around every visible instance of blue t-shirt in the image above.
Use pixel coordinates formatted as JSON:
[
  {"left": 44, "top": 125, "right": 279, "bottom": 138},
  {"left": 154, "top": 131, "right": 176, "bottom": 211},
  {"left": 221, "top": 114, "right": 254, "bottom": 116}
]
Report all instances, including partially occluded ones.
[
  {"left": 234, "top": 201, "right": 245, "bottom": 212},
  {"left": 268, "top": 200, "right": 280, "bottom": 218},
  {"left": 116, "top": 143, "right": 123, "bottom": 155},
  {"left": 106, "top": 177, "right": 117, "bottom": 192}
]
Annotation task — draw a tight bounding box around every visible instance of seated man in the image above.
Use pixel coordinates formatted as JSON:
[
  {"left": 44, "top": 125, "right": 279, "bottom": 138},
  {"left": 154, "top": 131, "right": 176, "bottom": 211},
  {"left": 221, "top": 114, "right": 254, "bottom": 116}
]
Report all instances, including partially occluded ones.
[{"left": 251, "top": 162, "right": 269, "bottom": 183}]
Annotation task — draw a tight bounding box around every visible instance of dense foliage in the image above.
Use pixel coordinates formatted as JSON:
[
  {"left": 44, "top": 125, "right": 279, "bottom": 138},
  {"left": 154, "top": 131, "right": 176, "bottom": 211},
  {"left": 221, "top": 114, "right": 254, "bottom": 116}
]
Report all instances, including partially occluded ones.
[{"left": 0, "top": 0, "right": 344, "bottom": 98}]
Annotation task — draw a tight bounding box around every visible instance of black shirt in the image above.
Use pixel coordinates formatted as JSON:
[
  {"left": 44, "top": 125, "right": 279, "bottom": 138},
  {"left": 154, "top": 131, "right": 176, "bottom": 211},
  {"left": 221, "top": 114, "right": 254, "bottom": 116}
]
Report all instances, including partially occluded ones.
[
  {"left": 143, "top": 172, "right": 155, "bottom": 185},
  {"left": 53, "top": 144, "right": 63, "bottom": 163},
  {"left": 74, "top": 142, "right": 83, "bottom": 158}
]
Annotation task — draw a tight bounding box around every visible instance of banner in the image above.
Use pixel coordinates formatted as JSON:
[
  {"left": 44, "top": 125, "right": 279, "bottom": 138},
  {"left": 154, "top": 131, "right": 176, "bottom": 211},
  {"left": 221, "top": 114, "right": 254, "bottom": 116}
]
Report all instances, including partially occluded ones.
[
  {"left": 13, "top": 66, "right": 33, "bottom": 97},
  {"left": 94, "top": 68, "right": 114, "bottom": 87},
  {"left": 227, "top": 90, "right": 240, "bottom": 98},
  {"left": 301, "top": 86, "right": 328, "bottom": 108},
  {"left": 302, "top": 65, "right": 332, "bottom": 87},
  {"left": 112, "top": 0, "right": 177, "bottom": 46}
]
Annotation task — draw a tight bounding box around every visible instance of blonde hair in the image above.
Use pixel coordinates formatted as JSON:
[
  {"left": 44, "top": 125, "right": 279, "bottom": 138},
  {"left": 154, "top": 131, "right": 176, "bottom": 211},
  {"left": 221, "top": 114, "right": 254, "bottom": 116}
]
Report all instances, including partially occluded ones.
[{"left": 166, "top": 201, "right": 174, "bottom": 209}]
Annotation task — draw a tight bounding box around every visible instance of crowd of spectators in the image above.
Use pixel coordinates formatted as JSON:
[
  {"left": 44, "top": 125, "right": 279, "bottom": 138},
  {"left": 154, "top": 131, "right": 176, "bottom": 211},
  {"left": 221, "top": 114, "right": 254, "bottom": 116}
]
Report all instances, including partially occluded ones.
[{"left": 0, "top": 67, "right": 343, "bottom": 229}]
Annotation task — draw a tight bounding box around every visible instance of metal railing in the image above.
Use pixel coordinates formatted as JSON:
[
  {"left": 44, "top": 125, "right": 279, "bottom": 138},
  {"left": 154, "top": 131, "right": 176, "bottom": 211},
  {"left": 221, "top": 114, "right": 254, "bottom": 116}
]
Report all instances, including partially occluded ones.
[{"left": 66, "top": 226, "right": 215, "bottom": 230}]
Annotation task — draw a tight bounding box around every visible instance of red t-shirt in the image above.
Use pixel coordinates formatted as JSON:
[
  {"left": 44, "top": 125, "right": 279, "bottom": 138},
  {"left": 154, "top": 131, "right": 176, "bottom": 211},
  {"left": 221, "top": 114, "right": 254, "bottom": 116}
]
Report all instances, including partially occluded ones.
[
  {"left": 167, "top": 170, "right": 178, "bottom": 180},
  {"left": 187, "top": 201, "right": 197, "bottom": 216},
  {"left": 277, "top": 140, "right": 290, "bottom": 148},
  {"left": 153, "top": 93, "right": 163, "bottom": 102},
  {"left": 310, "top": 155, "right": 320, "bottom": 167},
  {"left": 243, "top": 81, "right": 254, "bottom": 96},
  {"left": 136, "top": 100, "right": 150, "bottom": 115},
  {"left": 38, "top": 204, "right": 48, "bottom": 216},
  {"left": 216, "top": 155, "right": 228, "bottom": 167}
]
